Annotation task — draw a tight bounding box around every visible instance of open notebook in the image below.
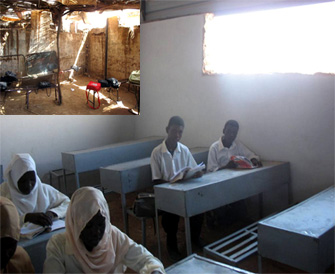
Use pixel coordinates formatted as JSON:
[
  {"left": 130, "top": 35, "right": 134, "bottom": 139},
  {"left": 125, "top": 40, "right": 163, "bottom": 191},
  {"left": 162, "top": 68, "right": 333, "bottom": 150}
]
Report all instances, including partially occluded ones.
[
  {"left": 20, "top": 219, "right": 65, "bottom": 239},
  {"left": 170, "top": 162, "right": 206, "bottom": 183}
]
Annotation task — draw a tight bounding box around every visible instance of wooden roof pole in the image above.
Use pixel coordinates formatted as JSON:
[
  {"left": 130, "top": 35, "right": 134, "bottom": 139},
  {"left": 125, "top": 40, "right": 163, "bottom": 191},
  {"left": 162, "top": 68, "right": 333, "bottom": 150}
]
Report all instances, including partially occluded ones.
[{"left": 55, "top": 8, "right": 63, "bottom": 105}]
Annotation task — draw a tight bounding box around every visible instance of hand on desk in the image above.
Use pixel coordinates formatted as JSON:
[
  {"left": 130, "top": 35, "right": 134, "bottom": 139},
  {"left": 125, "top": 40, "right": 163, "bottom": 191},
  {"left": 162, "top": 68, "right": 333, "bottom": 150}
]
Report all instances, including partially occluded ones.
[
  {"left": 25, "top": 211, "right": 56, "bottom": 226},
  {"left": 220, "top": 160, "right": 237, "bottom": 169},
  {"left": 192, "top": 170, "right": 204, "bottom": 178},
  {"left": 251, "top": 158, "right": 262, "bottom": 167}
]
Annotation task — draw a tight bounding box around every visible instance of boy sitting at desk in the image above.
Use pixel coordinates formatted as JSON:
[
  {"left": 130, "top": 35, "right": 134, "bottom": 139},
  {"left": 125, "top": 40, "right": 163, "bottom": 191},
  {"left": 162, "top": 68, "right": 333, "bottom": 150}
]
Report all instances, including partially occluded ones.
[
  {"left": 207, "top": 120, "right": 262, "bottom": 172},
  {"left": 150, "top": 116, "right": 204, "bottom": 262},
  {"left": 207, "top": 119, "right": 262, "bottom": 226}
]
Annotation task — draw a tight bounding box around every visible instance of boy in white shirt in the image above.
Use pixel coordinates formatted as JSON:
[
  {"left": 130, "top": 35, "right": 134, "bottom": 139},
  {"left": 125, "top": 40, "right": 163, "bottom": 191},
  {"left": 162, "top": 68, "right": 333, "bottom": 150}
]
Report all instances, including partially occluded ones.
[
  {"left": 150, "top": 116, "right": 204, "bottom": 262},
  {"left": 207, "top": 120, "right": 262, "bottom": 172},
  {"left": 207, "top": 120, "right": 262, "bottom": 227}
]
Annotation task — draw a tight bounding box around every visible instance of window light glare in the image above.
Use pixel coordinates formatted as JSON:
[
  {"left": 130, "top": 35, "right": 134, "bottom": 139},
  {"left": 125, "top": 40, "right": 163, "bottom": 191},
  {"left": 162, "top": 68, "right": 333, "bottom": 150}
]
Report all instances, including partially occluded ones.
[{"left": 203, "top": 2, "right": 335, "bottom": 75}]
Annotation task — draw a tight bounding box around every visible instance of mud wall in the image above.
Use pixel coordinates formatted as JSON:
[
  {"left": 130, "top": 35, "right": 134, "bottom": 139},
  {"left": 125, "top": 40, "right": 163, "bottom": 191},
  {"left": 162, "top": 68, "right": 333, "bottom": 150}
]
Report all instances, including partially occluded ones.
[
  {"left": 87, "top": 16, "right": 140, "bottom": 80},
  {"left": 0, "top": 11, "right": 87, "bottom": 78}
]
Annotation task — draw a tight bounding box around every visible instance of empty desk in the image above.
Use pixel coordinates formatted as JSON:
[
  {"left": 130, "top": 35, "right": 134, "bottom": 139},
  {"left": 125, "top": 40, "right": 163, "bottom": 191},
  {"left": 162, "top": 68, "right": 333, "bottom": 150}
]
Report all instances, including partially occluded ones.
[
  {"left": 62, "top": 136, "right": 164, "bottom": 189},
  {"left": 258, "top": 187, "right": 335, "bottom": 273},
  {"left": 166, "top": 254, "right": 254, "bottom": 274}
]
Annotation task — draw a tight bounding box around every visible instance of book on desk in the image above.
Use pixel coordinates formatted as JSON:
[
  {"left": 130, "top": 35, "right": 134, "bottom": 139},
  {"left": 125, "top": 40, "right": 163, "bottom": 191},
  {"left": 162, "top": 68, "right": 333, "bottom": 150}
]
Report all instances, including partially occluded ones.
[
  {"left": 170, "top": 162, "right": 206, "bottom": 183},
  {"left": 20, "top": 219, "right": 65, "bottom": 239}
]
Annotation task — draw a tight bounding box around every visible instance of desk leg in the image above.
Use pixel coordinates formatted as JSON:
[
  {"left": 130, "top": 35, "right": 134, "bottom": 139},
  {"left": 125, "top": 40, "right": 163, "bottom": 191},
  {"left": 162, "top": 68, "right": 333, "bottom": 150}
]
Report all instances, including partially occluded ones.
[
  {"left": 258, "top": 254, "right": 263, "bottom": 273},
  {"left": 258, "top": 193, "right": 263, "bottom": 219},
  {"left": 121, "top": 193, "right": 129, "bottom": 235},
  {"left": 75, "top": 173, "right": 80, "bottom": 190},
  {"left": 155, "top": 208, "right": 162, "bottom": 260},
  {"left": 184, "top": 216, "right": 192, "bottom": 256},
  {"left": 62, "top": 169, "right": 68, "bottom": 196}
]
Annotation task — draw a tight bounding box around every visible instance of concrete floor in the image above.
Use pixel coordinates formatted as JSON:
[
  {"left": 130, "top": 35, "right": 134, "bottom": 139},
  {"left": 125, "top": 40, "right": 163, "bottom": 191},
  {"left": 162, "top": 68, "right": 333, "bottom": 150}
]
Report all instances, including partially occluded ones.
[
  {"left": 103, "top": 192, "right": 334, "bottom": 274},
  {"left": 0, "top": 75, "right": 139, "bottom": 115}
]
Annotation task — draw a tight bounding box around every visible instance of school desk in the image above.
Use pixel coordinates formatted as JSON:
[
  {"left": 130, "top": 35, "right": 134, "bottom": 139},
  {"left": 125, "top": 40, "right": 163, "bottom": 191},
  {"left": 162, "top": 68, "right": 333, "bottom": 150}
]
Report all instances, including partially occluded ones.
[
  {"left": 100, "top": 147, "right": 209, "bottom": 235},
  {"left": 258, "top": 186, "right": 334, "bottom": 273},
  {"left": 154, "top": 161, "right": 290, "bottom": 258},
  {"left": 18, "top": 228, "right": 66, "bottom": 274},
  {"left": 62, "top": 136, "right": 164, "bottom": 189},
  {"left": 166, "top": 254, "right": 254, "bottom": 274}
]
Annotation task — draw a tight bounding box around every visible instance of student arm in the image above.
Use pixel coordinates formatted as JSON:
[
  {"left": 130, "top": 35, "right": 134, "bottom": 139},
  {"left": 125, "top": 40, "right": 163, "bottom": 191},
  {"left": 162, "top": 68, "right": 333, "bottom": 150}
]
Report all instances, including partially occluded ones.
[
  {"left": 207, "top": 145, "right": 220, "bottom": 172},
  {"left": 237, "top": 141, "right": 261, "bottom": 166},
  {"left": 44, "top": 184, "right": 70, "bottom": 219},
  {"left": 122, "top": 242, "right": 165, "bottom": 274},
  {"left": 118, "top": 229, "right": 165, "bottom": 274},
  {"left": 43, "top": 234, "right": 67, "bottom": 274}
]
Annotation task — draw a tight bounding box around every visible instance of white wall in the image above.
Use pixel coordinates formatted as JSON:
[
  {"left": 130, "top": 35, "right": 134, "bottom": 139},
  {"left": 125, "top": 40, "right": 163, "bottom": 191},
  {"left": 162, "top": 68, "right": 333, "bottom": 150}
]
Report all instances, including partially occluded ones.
[
  {"left": 136, "top": 14, "right": 334, "bottom": 203},
  {"left": 0, "top": 116, "right": 135, "bottom": 178}
]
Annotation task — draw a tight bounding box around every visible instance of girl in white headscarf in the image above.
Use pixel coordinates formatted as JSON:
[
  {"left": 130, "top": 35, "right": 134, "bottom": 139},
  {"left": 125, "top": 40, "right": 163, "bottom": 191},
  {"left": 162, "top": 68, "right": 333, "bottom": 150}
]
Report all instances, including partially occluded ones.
[
  {"left": 0, "top": 153, "right": 70, "bottom": 227},
  {"left": 44, "top": 187, "right": 165, "bottom": 274}
]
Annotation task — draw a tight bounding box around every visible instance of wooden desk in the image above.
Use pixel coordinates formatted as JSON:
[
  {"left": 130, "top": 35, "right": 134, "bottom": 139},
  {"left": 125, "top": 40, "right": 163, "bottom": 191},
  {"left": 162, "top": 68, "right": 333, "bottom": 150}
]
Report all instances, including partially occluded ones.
[
  {"left": 100, "top": 147, "right": 209, "bottom": 234},
  {"left": 18, "top": 228, "right": 65, "bottom": 274},
  {"left": 62, "top": 136, "right": 164, "bottom": 189},
  {"left": 154, "top": 161, "right": 290, "bottom": 257}
]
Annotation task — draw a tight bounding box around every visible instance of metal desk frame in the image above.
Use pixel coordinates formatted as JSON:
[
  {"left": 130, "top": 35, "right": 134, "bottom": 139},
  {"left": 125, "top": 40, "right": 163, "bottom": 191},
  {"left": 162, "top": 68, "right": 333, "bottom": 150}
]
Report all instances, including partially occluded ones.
[{"left": 154, "top": 161, "right": 290, "bottom": 258}]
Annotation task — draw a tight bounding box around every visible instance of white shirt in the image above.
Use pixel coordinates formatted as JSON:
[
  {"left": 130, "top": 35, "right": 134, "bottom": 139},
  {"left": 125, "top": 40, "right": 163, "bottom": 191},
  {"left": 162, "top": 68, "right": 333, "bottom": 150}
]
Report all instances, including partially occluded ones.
[
  {"left": 44, "top": 230, "right": 165, "bottom": 274},
  {"left": 150, "top": 140, "right": 197, "bottom": 181},
  {"left": 207, "top": 138, "right": 259, "bottom": 172},
  {"left": 0, "top": 182, "right": 69, "bottom": 226}
]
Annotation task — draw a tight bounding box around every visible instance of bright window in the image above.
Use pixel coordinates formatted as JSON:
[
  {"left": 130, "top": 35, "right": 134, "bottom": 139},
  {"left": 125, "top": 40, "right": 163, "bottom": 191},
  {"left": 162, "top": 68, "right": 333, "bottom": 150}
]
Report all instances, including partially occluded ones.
[{"left": 203, "top": 2, "right": 335, "bottom": 75}]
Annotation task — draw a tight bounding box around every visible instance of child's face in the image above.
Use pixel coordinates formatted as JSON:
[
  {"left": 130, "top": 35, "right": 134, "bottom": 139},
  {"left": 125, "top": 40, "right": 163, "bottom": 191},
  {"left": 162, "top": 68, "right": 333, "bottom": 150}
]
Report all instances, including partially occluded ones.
[
  {"left": 80, "top": 210, "right": 106, "bottom": 252},
  {"left": 17, "top": 171, "right": 36, "bottom": 195},
  {"left": 223, "top": 124, "right": 239, "bottom": 146},
  {"left": 166, "top": 124, "right": 184, "bottom": 144},
  {"left": 0, "top": 237, "right": 17, "bottom": 270}
]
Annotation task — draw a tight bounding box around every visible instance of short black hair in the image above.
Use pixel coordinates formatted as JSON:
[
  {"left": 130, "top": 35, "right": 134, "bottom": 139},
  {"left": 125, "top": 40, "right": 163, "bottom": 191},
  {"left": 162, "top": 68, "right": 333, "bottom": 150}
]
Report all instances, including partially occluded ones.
[
  {"left": 167, "top": 116, "right": 185, "bottom": 128},
  {"left": 223, "top": 120, "right": 239, "bottom": 131}
]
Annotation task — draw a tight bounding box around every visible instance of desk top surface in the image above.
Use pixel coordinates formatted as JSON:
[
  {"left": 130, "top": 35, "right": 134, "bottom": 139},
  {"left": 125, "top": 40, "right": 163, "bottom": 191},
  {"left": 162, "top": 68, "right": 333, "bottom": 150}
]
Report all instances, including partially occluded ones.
[
  {"left": 63, "top": 136, "right": 164, "bottom": 155},
  {"left": 155, "top": 161, "right": 288, "bottom": 192},
  {"left": 18, "top": 228, "right": 65, "bottom": 247},
  {"left": 259, "top": 186, "right": 335, "bottom": 237},
  {"left": 166, "top": 254, "right": 253, "bottom": 274},
  {"left": 101, "top": 147, "right": 208, "bottom": 171}
]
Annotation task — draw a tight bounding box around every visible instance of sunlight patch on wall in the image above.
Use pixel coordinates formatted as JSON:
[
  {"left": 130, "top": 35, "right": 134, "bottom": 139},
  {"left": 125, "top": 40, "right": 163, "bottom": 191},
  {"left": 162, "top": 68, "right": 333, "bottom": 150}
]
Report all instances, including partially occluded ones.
[
  {"left": 62, "top": 9, "right": 140, "bottom": 32},
  {"left": 203, "top": 2, "right": 335, "bottom": 75}
]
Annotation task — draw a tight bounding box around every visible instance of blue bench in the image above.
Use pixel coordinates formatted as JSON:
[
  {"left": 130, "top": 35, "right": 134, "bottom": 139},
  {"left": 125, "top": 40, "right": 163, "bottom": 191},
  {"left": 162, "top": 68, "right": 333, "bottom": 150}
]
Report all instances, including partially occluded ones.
[{"left": 62, "top": 136, "right": 164, "bottom": 189}]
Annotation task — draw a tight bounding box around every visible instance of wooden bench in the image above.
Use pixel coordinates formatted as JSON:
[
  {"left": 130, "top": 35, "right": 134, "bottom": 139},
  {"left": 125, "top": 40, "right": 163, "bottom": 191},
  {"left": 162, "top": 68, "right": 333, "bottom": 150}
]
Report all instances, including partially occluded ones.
[{"left": 258, "top": 187, "right": 335, "bottom": 273}]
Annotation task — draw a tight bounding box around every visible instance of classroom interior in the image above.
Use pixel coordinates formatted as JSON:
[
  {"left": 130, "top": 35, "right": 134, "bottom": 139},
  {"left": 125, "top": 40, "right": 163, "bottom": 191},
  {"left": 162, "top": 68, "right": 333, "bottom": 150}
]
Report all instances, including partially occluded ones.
[
  {"left": 0, "top": 0, "right": 140, "bottom": 115},
  {"left": 0, "top": 0, "right": 334, "bottom": 273}
]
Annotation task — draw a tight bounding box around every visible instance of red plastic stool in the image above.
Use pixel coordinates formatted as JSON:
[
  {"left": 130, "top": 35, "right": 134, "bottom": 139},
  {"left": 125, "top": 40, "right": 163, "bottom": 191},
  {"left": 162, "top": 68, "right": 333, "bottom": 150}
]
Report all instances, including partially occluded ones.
[{"left": 86, "top": 81, "right": 101, "bottom": 109}]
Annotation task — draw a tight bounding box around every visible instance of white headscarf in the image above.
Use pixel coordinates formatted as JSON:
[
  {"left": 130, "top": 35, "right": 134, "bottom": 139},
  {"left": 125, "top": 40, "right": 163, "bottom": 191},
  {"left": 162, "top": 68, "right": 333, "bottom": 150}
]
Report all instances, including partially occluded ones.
[
  {"left": 66, "top": 187, "right": 130, "bottom": 273},
  {"left": 3, "top": 153, "right": 50, "bottom": 216}
]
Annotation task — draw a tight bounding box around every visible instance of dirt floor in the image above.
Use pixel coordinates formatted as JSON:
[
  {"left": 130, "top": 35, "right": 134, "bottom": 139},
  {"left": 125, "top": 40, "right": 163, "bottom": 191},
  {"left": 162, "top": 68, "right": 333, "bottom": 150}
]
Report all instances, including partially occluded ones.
[
  {"left": 103, "top": 192, "right": 334, "bottom": 274},
  {"left": 0, "top": 75, "right": 139, "bottom": 115}
]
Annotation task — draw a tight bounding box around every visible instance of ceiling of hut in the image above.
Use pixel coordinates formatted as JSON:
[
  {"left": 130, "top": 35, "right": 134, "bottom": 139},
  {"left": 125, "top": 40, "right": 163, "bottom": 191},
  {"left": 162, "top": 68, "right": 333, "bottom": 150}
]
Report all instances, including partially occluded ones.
[
  {"left": 0, "top": 0, "right": 140, "bottom": 17},
  {"left": 0, "top": 0, "right": 139, "bottom": 27}
]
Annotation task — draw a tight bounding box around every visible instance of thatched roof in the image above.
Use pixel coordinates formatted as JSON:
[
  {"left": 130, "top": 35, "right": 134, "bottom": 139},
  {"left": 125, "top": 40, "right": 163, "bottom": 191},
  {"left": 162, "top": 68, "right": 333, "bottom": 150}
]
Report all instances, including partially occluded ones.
[{"left": 0, "top": 0, "right": 140, "bottom": 15}]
